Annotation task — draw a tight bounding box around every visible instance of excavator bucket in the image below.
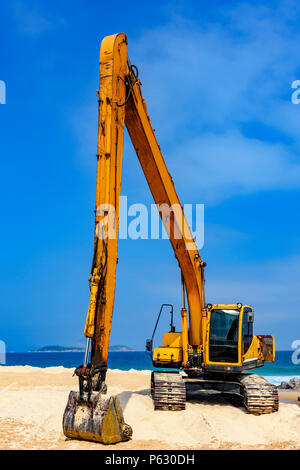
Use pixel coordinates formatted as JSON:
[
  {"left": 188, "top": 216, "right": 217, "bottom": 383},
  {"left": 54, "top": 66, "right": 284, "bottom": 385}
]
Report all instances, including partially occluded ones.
[{"left": 63, "top": 391, "right": 132, "bottom": 444}]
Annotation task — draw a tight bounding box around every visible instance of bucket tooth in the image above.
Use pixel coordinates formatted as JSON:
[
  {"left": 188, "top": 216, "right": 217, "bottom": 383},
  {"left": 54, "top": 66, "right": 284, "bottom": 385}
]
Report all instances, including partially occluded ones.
[{"left": 63, "top": 391, "right": 132, "bottom": 444}]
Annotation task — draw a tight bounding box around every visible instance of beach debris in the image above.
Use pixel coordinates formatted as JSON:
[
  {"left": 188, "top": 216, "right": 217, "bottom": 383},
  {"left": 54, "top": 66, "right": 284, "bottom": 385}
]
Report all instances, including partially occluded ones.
[{"left": 278, "top": 377, "right": 300, "bottom": 391}]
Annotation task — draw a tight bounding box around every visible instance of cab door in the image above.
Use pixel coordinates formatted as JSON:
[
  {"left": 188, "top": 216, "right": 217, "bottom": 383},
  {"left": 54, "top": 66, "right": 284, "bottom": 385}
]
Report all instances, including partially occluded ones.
[
  {"left": 208, "top": 308, "right": 240, "bottom": 364},
  {"left": 257, "top": 335, "right": 275, "bottom": 362},
  {"left": 242, "top": 307, "right": 254, "bottom": 356}
]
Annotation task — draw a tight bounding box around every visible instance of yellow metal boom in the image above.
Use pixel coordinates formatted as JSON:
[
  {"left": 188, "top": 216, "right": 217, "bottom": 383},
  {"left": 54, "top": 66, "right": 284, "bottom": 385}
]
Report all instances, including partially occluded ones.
[{"left": 85, "top": 33, "right": 206, "bottom": 368}]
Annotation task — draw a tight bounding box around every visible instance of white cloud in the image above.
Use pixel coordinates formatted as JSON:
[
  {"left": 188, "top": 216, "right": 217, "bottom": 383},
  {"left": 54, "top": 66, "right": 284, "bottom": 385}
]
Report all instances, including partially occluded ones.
[
  {"left": 72, "top": 2, "right": 300, "bottom": 204},
  {"left": 125, "top": 4, "right": 300, "bottom": 202},
  {"left": 206, "top": 254, "right": 300, "bottom": 306},
  {"left": 168, "top": 130, "right": 300, "bottom": 203},
  {"left": 129, "top": 8, "right": 300, "bottom": 133}
]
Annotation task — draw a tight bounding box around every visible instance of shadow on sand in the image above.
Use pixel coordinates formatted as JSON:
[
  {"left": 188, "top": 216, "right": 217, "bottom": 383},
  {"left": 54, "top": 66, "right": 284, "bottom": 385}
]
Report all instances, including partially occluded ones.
[{"left": 116, "top": 387, "right": 244, "bottom": 412}]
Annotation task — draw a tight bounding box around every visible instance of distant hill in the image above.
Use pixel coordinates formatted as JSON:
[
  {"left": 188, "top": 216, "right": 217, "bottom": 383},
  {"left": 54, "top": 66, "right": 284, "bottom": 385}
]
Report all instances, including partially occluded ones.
[
  {"left": 30, "top": 346, "right": 84, "bottom": 352},
  {"left": 109, "top": 345, "right": 135, "bottom": 352},
  {"left": 30, "top": 345, "right": 134, "bottom": 352}
]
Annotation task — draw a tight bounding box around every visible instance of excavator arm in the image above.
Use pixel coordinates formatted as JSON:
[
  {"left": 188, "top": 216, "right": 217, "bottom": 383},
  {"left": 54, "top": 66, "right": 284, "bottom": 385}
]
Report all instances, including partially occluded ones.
[
  {"left": 83, "top": 34, "right": 127, "bottom": 375},
  {"left": 84, "top": 33, "right": 206, "bottom": 376}
]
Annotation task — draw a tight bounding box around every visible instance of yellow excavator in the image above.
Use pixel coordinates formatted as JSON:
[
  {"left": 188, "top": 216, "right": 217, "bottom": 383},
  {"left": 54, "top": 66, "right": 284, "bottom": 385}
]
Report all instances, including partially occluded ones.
[{"left": 63, "top": 33, "right": 278, "bottom": 444}]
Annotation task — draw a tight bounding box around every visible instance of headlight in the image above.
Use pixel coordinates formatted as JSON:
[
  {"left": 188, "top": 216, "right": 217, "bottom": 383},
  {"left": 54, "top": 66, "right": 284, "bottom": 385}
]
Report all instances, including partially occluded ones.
[{"left": 237, "top": 303, "right": 242, "bottom": 309}]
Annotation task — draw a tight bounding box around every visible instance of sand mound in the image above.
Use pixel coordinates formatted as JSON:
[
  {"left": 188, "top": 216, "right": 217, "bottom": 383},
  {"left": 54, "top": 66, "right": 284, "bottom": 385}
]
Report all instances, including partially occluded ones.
[{"left": 0, "top": 367, "right": 299, "bottom": 450}]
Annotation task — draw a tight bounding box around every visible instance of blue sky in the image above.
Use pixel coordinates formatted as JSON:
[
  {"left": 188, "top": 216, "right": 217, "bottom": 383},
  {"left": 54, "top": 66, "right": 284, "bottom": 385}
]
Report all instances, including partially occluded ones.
[{"left": 0, "top": 0, "right": 299, "bottom": 351}]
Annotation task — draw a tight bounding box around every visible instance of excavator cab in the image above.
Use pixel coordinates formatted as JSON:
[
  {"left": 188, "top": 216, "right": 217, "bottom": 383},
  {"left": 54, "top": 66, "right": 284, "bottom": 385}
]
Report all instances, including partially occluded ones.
[
  {"left": 208, "top": 306, "right": 241, "bottom": 363},
  {"left": 149, "top": 302, "right": 275, "bottom": 373},
  {"left": 148, "top": 300, "right": 277, "bottom": 414},
  {"left": 205, "top": 304, "right": 275, "bottom": 371}
]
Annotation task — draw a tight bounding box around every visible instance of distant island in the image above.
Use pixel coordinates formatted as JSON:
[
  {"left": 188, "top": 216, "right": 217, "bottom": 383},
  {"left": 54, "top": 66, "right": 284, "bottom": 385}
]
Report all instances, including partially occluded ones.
[
  {"left": 29, "top": 345, "right": 135, "bottom": 352},
  {"left": 109, "top": 345, "right": 135, "bottom": 352}
]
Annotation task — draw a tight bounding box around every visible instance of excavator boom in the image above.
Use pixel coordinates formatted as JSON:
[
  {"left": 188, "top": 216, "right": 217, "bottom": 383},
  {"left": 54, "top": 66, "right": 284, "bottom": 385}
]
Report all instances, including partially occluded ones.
[
  {"left": 125, "top": 66, "right": 206, "bottom": 349},
  {"left": 85, "top": 32, "right": 206, "bottom": 370}
]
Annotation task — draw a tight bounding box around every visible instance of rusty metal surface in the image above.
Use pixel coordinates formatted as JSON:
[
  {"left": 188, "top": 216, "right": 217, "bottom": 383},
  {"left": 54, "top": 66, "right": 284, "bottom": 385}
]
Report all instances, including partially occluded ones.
[
  {"left": 151, "top": 372, "right": 186, "bottom": 410},
  {"left": 238, "top": 374, "right": 279, "bottom": 415},
  {"left": 63, "top": 391, "right": 132, "bottom": 444}
]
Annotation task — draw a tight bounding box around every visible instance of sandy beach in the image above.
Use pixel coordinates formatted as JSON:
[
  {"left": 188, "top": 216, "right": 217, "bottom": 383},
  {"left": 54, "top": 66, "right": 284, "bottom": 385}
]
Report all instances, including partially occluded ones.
[{"left": 0, "top": 366, "right": 299, "bottom": 450}]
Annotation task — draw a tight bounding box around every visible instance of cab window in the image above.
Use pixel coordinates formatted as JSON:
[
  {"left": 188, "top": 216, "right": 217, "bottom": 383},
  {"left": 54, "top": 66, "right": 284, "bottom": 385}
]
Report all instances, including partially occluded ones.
[{"left": 209, "top": 309, "right": 240, "bottom": 363}]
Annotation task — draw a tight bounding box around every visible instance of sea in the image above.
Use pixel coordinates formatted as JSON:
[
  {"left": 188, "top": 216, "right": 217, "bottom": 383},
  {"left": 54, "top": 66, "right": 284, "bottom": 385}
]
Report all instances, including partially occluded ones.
[{"left": 2, "top": 350, "right": 300, "bottom": 386}]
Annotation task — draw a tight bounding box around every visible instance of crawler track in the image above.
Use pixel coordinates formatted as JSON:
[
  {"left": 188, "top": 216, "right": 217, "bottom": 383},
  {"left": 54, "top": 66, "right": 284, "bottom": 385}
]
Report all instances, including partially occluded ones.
[
  {"left": 151, "top": 371, "right": 278, "bottom": 414},
  {"left": 151, "top": 371, "right": 186, "bottom": 410},
  {"left": 238, "top": 374, "right": 279, "bottom": 415}
]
